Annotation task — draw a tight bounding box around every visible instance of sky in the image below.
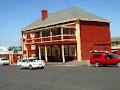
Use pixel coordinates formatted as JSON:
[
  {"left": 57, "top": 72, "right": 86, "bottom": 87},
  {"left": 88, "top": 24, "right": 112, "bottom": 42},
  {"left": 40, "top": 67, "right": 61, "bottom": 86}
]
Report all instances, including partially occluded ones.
[{"left": 0, "top": 0, "right": 120, "bottom": 47}]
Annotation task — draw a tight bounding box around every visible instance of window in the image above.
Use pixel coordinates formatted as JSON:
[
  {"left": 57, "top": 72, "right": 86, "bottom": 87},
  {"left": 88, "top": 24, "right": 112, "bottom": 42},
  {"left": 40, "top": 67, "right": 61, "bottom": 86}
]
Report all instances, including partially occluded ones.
[
  {"left": 106, "top": 54, "right": 112, "bottom": 59},
  {"left": 35, "top": 32, "right": 40, "bottom": 38},
  {"left": 47, "top": 46, "right": 51, "bottom": 56},
  {"left": 68, "top": 28, "right": 75, "bottom": 34},
  {"left": 58, "top": 28, "right": 61, "bottom": 35},
  {"left": 42, "top": 31, "right": 46, "bottom": 37},
  {"left": 40, "top": 32, "right": 42, "bottom": 37},
  {"left": 111, "top": 41, "right": 120, "bottom": 46},
  {"left": 111, "top": 54, "right": 120, "bottom": 59},
  {"left": 22, "top": 59, "right": 26, "bottom": 62},
  {"left": 69, "top": 45, "right": 76, "bottom": 56},
  {"left": 63, "top": 28, "right": 68, "bottom": 34},
  {"left": 29, "top": 58, "right": 38, "bottom": 62},
  {"left": 40, "top": 46, "right": 45, "bottom": 56},
  {"left": 52, "top": 28, "right": 60, "bottom": 35},
  {"left": 31, "top": 45, "right": 36, "bottom": 50},
  {"left": 92, "top": 54, "right": 101, "bottom": 59},
  {"left": 42, "top": 30, "right": 50, "bottom": 37},
  {"left": 63, "top": 28, "right": 75, "bottom": 35},
  {"left": 45, "top": 30, "right": 50, "bottom": 36}
]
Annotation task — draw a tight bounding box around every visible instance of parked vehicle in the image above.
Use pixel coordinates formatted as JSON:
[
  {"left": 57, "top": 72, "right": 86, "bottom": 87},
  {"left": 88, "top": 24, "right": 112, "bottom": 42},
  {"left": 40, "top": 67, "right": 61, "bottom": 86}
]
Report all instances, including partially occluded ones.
[
  {"left": 0, "top": 58, "right": 10, "bottom": 65},
  {"left": 17, "top": 57, "right": 45, "bottom": 69},
  {"left": 90, "top": 51, "right": 120, "bottom": 67}
]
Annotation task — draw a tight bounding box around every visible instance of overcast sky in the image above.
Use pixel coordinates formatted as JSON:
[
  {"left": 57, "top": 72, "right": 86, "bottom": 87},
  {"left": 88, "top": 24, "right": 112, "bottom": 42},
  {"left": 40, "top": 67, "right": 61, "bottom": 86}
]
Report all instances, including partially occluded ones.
[{"left": 0, "top": 0, "right": 120, "bottom": 47}]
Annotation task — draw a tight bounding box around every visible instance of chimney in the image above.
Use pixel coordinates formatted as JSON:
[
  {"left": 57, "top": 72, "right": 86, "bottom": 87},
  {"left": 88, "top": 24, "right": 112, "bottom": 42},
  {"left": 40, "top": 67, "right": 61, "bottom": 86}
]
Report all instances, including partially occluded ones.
[{"left": 41, "top": 9, "right": 48, "bottom": 21}]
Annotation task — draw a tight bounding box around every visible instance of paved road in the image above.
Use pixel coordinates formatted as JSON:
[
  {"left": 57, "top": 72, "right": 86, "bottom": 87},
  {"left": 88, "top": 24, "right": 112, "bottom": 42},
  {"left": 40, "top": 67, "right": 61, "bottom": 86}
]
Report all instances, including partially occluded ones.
[{"left": 0, "top": 65, "right": 120, "bottom": 90}]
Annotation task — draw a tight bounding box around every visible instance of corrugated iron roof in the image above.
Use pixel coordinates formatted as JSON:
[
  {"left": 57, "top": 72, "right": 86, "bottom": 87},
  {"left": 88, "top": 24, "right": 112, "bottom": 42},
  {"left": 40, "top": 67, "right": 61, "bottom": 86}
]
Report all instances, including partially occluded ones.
[{"left": 22, "top": 7, "right": 110, "bottom": 31}]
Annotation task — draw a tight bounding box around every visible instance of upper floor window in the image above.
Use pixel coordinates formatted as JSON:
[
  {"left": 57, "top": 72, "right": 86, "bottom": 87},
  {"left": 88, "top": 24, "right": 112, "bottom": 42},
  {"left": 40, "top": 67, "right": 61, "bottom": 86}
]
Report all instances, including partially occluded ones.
[
  {"left": 63, "top": 28, "right": 68, "bottom": 34},
  {"left": 68, "top": 28, "right": 75, "bottom": 34},
  {"left": 35, "top": 32, "right": 40, "bottom": 38},
  {"left": 52, "top": 28, "right": 61, "bottom": 36},
  {"left": 42, "top": 30, "right": 50, "bottom": 37},
  {"left": 42, "top": 31, "right": 45, "bottom": 37},
  {"left": 63, "top": 28, "right": 75, "bottom": 35},
  {"left": 46, "top": 30, "right": 50, "bottom": 36}
]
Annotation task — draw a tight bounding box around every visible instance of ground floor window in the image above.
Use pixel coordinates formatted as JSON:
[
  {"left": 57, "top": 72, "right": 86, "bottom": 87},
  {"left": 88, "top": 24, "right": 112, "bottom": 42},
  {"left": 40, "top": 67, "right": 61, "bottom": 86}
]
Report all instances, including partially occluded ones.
[
  {"left": 69, "top": 45, "right": 76, "bottom": 56},
  {"left": 40, "top": 46, "right": 45, "bottom": 56},
  {"left": 47, "top": 46, "right": 51, "bottom": 56}
]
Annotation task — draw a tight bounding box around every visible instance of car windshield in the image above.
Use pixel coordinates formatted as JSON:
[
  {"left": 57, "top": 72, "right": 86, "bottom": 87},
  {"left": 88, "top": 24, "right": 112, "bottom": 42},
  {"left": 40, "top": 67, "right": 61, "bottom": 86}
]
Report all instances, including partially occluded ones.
[{"left": 28, "top": 59, "right": 39, "bottom": 62}]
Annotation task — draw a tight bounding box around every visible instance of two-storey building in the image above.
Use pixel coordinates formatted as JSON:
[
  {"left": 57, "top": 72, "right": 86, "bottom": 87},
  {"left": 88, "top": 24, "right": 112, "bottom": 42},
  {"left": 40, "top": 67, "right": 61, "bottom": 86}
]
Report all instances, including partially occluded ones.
[{"left": 21, "top": 7, "right": 111, "bottom": 62}]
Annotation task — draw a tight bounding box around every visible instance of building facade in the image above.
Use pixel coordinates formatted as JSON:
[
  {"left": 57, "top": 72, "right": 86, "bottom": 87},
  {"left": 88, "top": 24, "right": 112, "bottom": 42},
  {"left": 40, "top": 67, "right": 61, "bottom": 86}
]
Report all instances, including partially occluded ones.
[
  {"left": 0, "top": 47, "right": 22, "bottom": 64},
  {"left": 21, "top": 7, "right": 111, "bottom": 62},
  {"left": 111, "top": 37, "right": 120, "bottom": 55}
]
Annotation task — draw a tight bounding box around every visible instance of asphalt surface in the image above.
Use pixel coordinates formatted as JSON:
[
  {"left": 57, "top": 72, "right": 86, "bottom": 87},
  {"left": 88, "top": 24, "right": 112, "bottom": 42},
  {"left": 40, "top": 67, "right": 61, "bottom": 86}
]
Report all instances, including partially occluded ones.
[{"left": 0, "top": 65, "right": 120, "bottom": 90}]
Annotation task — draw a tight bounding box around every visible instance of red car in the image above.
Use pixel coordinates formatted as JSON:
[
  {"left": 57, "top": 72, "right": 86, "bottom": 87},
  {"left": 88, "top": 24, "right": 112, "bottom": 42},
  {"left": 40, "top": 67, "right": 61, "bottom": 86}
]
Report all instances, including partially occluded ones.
[{"left": 90, "top": 51, "right": 120, "bottom": 67}]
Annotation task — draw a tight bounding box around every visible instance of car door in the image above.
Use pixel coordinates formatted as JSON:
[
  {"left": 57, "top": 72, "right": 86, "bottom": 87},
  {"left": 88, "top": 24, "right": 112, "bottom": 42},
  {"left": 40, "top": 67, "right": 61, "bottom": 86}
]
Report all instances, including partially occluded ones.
[
  {"left": 105, "top": 54, "right": 115, "bottom": 65},
  {"left": 23, "top": 59, "right": 29, "bottom": 68},
  {"left": 20, "top": 59, "right": 29, "bottom": 68},
  {"left": 20, "top": 59, "right": 26, "bottom": 67}
]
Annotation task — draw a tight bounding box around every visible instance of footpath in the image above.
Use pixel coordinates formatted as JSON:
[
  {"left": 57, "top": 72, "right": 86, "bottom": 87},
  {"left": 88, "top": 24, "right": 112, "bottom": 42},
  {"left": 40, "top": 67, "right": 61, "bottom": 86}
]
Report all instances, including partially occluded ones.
[{"left": 46, "top": 60, "right": 91, "bottom": 67}]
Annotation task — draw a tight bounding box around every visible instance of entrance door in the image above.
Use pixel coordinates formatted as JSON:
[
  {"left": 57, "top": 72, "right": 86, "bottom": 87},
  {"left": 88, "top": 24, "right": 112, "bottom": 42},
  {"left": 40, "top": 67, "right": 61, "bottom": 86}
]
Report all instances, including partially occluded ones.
[
  {"left": 52, "top": 45, "right": 61, "bottom": 62},
  {"left": 52, "top": 45, "right": 60, "bottom": 56}
]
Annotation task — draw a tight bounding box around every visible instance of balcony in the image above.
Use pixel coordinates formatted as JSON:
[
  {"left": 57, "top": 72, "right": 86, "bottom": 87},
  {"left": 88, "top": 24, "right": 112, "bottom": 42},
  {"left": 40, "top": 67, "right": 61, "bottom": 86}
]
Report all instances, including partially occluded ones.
[
  {"left": 24, "top": 34, "right": 76, "bottom": 45},
  {"left": 23, "top": 25, "right": 77, "bottom": 45}
]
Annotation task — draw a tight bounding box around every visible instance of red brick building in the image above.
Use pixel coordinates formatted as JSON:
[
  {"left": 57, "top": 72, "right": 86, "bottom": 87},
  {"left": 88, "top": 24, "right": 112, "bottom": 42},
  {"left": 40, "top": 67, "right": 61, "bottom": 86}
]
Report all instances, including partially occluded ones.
[{"left": 21, "top": 7, "right": 111, "bottom": 62}]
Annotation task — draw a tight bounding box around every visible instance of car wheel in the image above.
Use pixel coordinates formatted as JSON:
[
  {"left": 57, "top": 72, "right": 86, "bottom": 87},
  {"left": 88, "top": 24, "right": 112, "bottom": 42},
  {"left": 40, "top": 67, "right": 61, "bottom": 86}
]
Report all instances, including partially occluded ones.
[
  {"left": 29, "top": 65, "right": 33, "bottom": 70},
  {"left": 94, "top": 62, "right": 100, "bottom": 67},
  {"left": 18, "top": 65, "right": 22, "bottom": 69},
  {"left": 40, "top": 66, "right": 44, "bottom": 69},
  {"left": 117, "top": 63, "right": 120, "bottom": 67}
]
